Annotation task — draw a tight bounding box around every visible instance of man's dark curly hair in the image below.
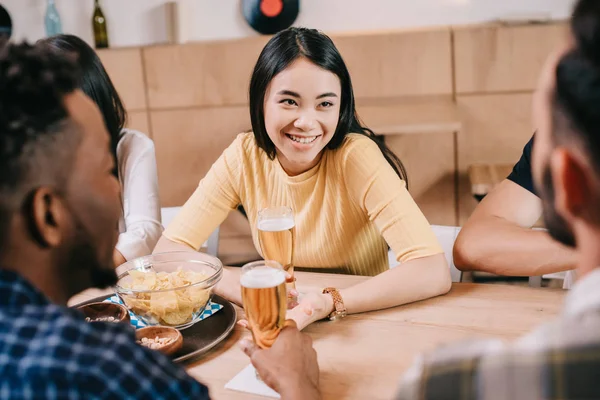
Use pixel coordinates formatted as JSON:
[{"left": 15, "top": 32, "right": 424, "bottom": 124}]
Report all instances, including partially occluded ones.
[{"left": 0, "top": 40, "right": 81, "bottom": 242}]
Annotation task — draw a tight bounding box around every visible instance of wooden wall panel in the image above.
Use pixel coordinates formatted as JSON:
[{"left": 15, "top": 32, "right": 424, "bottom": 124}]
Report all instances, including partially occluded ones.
[
  {"left": 417, "top": 173, "right": 457, "bottom": 227},
  {"left": 145, "top": 28, "right": 452, "bottom": 109},
  {"left": 356, "top": 96, "right": 458, "bottom": 133},
  {"left": 143, "top": 37, "right": 270, "bottom": 109},
  {"left": 151, "top": 107, "right": 251, "bottom": 206},
  {"left": 458, "top": 172, "right": 480, "bottom": 226},
  {"left": 454, "top": 22, "right": 568, "bottom": 94},
  {"left": 98, "top": 48, "right": 147, "bottom": 111},
  {"left": 457, "top": 93, "right": 534, "bottom": 223},
  {"left": 334, "top": 29, "right": 453, "bottom": 99},
  {"left": 387, "top": 132, "right": 456, "bottom": 226},
  {"left": 126, "top": 111, "right": 150, "bottom": 137},
  {"left": 457, "top": 93, "right": 533, "bottom": 171}
]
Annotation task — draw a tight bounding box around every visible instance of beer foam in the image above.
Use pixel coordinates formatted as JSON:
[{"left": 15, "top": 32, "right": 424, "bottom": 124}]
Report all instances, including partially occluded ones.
[
  {"left": 257, "top": 218, "right": 295, "bottom": 232},
  {"left": 241, "top": 266, "right": 286, "bottom": 288}
]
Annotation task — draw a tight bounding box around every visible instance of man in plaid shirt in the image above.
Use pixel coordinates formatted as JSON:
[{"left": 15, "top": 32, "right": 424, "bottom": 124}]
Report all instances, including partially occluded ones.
[
  {"left": 0, "top": 42, "right": 209, "bottom": 398},
  {"left": 240, "top": 1, "right": 600, "bottom": 399}
]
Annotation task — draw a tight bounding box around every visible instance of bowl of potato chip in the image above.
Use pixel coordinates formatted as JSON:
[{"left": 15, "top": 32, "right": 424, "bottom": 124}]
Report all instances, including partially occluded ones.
[{"left": 114, "top": 252, "right": 223, "bottom": 330}]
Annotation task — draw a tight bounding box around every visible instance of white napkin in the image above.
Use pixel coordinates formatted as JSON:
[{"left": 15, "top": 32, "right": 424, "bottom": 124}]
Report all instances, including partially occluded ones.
[{"left": 225, "top": 364, "right": 280, "bottom": 399}]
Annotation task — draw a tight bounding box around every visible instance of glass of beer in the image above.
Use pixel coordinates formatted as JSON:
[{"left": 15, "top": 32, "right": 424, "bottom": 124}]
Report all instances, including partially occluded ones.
[
  {"left": 240, "top": 260, "right": 287, "bottom": 349},
  {"left": 257, "top": 206, "right": 297, "bottom": 303}
]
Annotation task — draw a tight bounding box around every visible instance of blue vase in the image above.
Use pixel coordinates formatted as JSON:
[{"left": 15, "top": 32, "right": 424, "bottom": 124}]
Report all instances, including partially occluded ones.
[{"left": 45, "top": 0, "right": 62, "bottom": 36}]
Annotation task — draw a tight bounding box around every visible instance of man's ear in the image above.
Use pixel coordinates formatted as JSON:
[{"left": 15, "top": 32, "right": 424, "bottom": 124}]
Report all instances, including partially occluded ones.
[
  {"left": 25, "top": 187, "right": 69, "bottom": 248},
  {"left": 550, "top": 148, "right": 591, "bottom": 221}
]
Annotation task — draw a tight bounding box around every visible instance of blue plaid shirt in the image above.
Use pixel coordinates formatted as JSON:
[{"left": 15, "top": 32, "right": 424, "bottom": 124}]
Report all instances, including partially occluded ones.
[{"left": 0, "top": 269, "right": 210, "bottom": 399}]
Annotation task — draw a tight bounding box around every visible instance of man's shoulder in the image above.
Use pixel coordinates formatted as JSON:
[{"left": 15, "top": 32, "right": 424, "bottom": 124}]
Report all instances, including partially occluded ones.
[
  {"left": 0, "top": 305, "right": 209, "bottom": 399},
  {"left": 397, "top": 312, "right": 600, "bottom": 400}
]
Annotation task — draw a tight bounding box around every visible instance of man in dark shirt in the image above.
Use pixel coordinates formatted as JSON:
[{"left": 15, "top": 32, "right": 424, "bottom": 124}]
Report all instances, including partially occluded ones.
[
  {"left": 0, "top": 42, "right": 208, "bottom": 398},
  {"left": 453, "top": 132, "right": 577, "bottom": 281},
  {"left": 507, "top": 136, "right": 536, "bottom": 194}
]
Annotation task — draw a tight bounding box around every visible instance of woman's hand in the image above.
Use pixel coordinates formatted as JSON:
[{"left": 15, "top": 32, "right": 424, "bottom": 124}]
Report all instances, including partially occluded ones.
[
  {"left": 238, "top": 291, "right": 334, "bottom": 332},
  {"left": 286, "top": 292, "right": 334, "bottom": 331}
]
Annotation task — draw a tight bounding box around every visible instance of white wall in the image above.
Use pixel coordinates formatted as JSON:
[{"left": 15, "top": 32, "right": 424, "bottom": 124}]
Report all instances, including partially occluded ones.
[{"left": 2, "top": 0, "right": 575, "bottom": 48}]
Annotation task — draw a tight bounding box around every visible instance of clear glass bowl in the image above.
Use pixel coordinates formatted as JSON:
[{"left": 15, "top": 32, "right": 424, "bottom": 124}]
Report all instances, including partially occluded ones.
[{"left": 114, "top": 252, "right": 223, "bottom": 330}]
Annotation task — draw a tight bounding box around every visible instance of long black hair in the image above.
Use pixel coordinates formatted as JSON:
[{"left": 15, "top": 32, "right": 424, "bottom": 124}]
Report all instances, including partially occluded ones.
[
  {"left": 38, "top": 34, "right": 126, "bottom": 177},
  {"left": 249, "top": 27, "right": 408, "bottom": 187}
]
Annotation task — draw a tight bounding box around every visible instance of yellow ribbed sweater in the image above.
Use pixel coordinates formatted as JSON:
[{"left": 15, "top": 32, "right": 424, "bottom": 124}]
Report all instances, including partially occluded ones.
[{"left": 165, "top": 132, "right": 442, "bottom": 276}]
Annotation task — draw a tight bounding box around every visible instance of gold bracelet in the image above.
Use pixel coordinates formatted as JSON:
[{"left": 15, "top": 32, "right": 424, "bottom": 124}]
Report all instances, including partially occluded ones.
[{"left": 322, "top": 287, "right": 347, "bottom": 321}]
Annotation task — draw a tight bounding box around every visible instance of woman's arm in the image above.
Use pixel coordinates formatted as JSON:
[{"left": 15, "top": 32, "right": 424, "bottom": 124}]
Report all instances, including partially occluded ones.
[
  {"left": 340, "top": 253, "right": 450, "bottom": 314},
  {"left": 287, "top": 137, "right": 451, "bottom": 329},
  {"left": 115, "top": 131, "right": 163, "bottom": 262},
  {"left": 288, "top": 254, "right": 450, "bottom": 330},
  {"left": 152, "top": 135, "right": 247, "bottom": 305}
]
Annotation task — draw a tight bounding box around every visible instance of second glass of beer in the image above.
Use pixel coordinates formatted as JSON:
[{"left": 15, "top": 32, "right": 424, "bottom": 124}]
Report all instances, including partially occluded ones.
[
  {"left": 257, "top": 206, "right": 297, "bottom": 303},
  {"left": 241, "top": 260, "right": 287, "bottom": 349}
]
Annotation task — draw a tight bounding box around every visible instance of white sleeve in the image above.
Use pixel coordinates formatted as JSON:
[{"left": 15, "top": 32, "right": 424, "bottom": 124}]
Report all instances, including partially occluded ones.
[{"left": 115, "top": 130, "right": 163, "bottom": 261}]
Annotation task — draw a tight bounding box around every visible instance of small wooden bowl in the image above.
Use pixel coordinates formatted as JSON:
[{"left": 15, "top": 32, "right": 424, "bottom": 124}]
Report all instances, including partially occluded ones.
[
  {"left": 136, "top": 326, "right": 183, "bottom": 356},
  {"left": 77, "top": 302, "right": 130, "bottom": 325}
]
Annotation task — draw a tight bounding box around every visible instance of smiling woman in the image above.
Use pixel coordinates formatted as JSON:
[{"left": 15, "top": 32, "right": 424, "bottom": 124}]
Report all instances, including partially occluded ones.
[
  {"left": 154, "top": 27, "right": 451, "bottom": 330},
  {"left": 262, "top": 60, "right": 341, "bottom": 176},
  {"left": 250, "top": 31, "right": 408, "bottom": 183}
]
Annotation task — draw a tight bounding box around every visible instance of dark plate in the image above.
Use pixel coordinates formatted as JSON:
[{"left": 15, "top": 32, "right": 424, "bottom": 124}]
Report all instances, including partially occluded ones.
[{"left": 71, "top": 294, "right": 237, "bottom": 363}]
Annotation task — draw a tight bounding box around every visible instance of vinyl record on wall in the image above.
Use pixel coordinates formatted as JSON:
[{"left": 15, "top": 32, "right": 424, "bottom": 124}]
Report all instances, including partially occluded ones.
[
  {"left": 242, "top": 0, "right": 299, "bottom": 35},
  {"left": 0, "top": 4, "right": 11, "bottom": 39}
]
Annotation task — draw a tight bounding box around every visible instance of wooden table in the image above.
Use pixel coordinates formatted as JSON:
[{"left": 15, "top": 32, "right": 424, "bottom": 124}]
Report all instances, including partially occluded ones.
[{"left": 70, "top": 268, "right": 565, "bottom": 400}]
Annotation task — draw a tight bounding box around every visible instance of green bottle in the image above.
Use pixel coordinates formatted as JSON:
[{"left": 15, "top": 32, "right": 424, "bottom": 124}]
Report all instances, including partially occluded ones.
[{"left": 92, "top": 0, "right": 109, "bottom": 49}]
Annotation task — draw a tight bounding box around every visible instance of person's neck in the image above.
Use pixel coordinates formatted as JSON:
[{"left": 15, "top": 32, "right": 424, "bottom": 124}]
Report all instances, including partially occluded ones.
[
  {"left": 574, "top": 223, "right": 600, "bottom": 279},
  {"left": 0, "top": 249, "right": 71, "bottom": 306},
  {"left": 276, "top": 151, "right": 323, "bottom": 177}
]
